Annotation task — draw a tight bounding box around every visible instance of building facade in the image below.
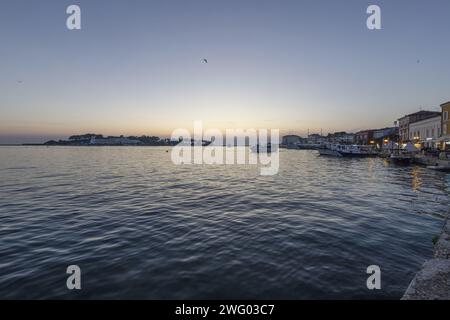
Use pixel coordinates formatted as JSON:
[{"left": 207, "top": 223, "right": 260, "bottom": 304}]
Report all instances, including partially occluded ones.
[
  {"left": 326, "top": 132, "right": 355, "bottom": 144},
  {"left": 397, "top": 111, "right": 441, "bottom": 143},
  {"left": 441, "top": 101, "right": 450, "bottom": 150},
  {"left": 373, "top": 127, "right": 398, "bottom": 140},
  {"left": 281, "top": 135, "right": 302, "bottom": 146},
  {"left": 372, "top": 127, "right": 398, "bottom": 146},
  {"left": 441, "top": 102, "right": 450, "bottom": 138},
  {"left": 355, "top": 129, "right": 375, "bottom": 145},
  {"left": 408, "top": 116, "right": 441, "bottom": 148},
  {"left": 307, "top": 134, "right": 327, "bottom": 144}
]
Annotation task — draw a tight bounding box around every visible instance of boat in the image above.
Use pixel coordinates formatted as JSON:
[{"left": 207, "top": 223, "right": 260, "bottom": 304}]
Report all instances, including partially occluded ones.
[
  {"left": 297, "top": 143, "right": 322, "bottom": 150},
  {"left": 389, "top": 152, "right": 413, "bottom": 165},
  {"left": 427, "top": 165, "right": 450, "bottom": 172},
  {"left": 388, "top": 142, "right": 419, "bottom": 165},
  {"left": 338, "top": 145, "right": 378, "bottom": 157},
  {"left": 250, "top": 143, "right": 278, "bottom": 153},
  {"left": 317, "top": 144, "right": 343, "bottom": 157},
  {"left": 286, "top": 144, "right": 299, "bottom": 150},
  {"left": 318, "top": 144, "right": 377, "bottom": 157}
]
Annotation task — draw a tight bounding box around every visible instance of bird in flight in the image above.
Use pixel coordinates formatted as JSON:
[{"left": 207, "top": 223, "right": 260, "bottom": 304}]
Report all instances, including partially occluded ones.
[
  {"left": 202, "top": 59, "right": 208, "bottom": 64},
  {"left": 17, "top": 80, "right": 23, "bottom": 84}
]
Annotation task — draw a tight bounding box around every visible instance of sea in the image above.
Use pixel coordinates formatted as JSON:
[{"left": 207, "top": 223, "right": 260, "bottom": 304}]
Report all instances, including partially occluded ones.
[{"left": 0, "top": 146, "right": 448, "bottom": 299}]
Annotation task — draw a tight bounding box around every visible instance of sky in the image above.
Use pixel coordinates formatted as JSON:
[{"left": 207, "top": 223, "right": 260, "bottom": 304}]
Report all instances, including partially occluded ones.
[{"left": 0, "top": 0, "right": 449, "bottom": 143}]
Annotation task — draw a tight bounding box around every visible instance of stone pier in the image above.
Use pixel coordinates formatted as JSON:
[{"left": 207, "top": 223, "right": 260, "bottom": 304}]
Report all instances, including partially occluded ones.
[{"left": 402, "top": 215, "right": 450, "bottom": 299}]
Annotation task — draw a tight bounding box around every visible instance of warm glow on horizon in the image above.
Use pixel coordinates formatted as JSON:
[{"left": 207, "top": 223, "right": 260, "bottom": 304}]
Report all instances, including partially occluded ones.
[{"left": 1, "top": 1, "right": 449, "bottom": 144}]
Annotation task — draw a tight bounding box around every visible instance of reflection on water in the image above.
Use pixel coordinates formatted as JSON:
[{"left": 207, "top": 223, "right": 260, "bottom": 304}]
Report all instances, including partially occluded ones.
[
  {"left": 411, "top": 166, "right": 422, "bottom": 192},
  {"left": 0, "top": 146, "right": 448, "bottom": 299}
]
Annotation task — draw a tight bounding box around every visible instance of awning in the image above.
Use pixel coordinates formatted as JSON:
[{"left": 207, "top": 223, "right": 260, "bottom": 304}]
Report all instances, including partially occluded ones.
[{"left": 435, "top": 136, "right": 450, "bottom": 142}]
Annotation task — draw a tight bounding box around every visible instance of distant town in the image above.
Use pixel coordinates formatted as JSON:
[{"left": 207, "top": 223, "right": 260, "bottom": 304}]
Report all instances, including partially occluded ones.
[
  {"left": 31, "top": 101, "right": 450, "bottom": 152},
  {"left": 41, "top": 134, "right": 179, "bottom": 146},
  {"left": 281, "top": 101, "right": 450, "bottom": 152}
]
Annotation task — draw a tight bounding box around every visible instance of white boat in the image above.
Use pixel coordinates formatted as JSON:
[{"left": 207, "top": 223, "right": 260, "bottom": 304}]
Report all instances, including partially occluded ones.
[
  {"left": 318, "top": 146, "right": 343, "bottom": 157},
  {"left": 427, "top": 165, "right": 450, "bottom": 172},
  {"left": 318, "top": 144, "right": 377, "bottom": 157}
]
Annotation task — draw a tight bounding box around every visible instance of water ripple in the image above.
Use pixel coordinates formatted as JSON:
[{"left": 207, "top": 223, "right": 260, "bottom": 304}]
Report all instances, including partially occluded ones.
[{"left": 0, "top": 146, "right": 448, "bottom": 299}]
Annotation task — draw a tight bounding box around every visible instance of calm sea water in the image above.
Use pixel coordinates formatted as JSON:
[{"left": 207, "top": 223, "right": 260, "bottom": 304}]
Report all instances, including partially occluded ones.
[{"left": 0, "top": 146, "right": 448, "bottom": 299}]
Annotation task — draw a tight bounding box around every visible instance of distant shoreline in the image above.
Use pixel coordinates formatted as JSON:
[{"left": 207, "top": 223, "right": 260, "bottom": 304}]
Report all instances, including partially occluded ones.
[{"left": 0, "top": 144, "right": 172, "bottom": 147}]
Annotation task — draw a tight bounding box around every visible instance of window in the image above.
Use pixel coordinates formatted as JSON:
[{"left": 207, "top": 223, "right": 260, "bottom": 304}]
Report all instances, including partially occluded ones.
[{"left": 444, "top": 111, "right": 449, "bottom": 121}]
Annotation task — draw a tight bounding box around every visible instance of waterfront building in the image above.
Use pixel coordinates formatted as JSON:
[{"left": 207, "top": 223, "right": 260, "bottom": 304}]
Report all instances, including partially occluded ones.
[
  {"left": 440, "top": 101, "right": 450, "bottom": 150},
  {"left": 307, "top": 134, "right": 327, "bottom": 144},
  {"left": 327, "top": 132, "right": 355, "bottom": 144},
  {"left": 408, "top": 116, "right": 441, "bottom": 149},
  {"left": 355, "top": 129, "right": 375, "bottom": 145},
  {"left": 372, "top": 127, "right": 398, "bottom": 146},
  {"left": 281, "top": 135, "right": 302, "bottom": 146},
  {"left": 397, "top": 110, "right": 441, "bottom": 143},
  {"left": 90, "top": 136, "right": 142, "bottom": 145}
]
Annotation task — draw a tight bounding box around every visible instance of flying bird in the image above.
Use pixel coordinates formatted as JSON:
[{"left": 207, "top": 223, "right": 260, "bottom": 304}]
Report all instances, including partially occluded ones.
[
  {"left": 17, "top": 80, "right": 23, "bottom": 84},
  {"left": 202, "top": 59, "right": 208, "bottom": 64}
]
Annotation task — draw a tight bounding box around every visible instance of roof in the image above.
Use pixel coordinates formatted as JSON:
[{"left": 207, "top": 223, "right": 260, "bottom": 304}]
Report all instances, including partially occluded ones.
[
  {"left": 408, "top": 115, "right": 442, "bottom": 126},
  {"left": 398, "top": 110, "right": 440, "bottom": 121},
  {"left": 440, "top": 101, "right": 450, "bottom": 107}
]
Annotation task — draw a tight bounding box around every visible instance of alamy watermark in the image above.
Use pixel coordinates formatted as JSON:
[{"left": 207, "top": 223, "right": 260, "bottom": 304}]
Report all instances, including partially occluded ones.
[
  {"left": 171, "top": 121, "right": 280, "bottom": 176},
  {"left": 66, "top": 5, "right": 81, "bottom": 30},
  {"left": 65, "top": 4, "right": 382, "bottom": 31},
  {"left": 366, "top": 265, "right": 381, "bottom": 290},
  {"left": 66, "top": 265, "right": 81, "bottom": 290},
  {"left": 366, "top": 5, "right": 382, "bottom": 30}
]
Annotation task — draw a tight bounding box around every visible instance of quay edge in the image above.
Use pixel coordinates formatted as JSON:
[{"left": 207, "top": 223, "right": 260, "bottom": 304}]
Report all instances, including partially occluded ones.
[{"left": 402, "top": 213, "right": 450, "bottom": 300}]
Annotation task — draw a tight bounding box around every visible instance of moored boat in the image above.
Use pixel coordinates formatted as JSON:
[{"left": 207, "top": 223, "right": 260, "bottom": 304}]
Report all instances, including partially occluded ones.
[
  {"left": 389, "top": 153, "right": 413, "bottom": 165},
  {"left": 318, "top": 148, "right": 343, "bottom": 157},
  {"left": 250, "top": 143, "right": 278, "bottom": 153},
  {"left": 318, "top": 144, "right": 377, "bottom": 157},
  {"left": 427, "top": 165, "right": 450, "bottom": 172},
  {"left": 338, "top": 145, "right": 378, "bottom": 157},
  {"left": 387, "top": 142, "right": 419, "bottom": 165}
]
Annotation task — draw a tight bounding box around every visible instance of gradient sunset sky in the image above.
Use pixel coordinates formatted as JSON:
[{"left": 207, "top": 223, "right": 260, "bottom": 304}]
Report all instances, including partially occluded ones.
[{"left": 1, "top": 0, "right": 449, "bottom": 143}]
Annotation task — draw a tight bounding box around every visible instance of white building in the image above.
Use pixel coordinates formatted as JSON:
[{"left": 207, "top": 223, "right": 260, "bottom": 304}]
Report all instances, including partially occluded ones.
[
  {"left": 408, "top": 116, "right": 441, "bottom": 148},
  {"left": 90, "top": 136, "right": 142, "bottom": 145},
  {"left": 308, "top": 134, "right": 327, "bottom": 144}
]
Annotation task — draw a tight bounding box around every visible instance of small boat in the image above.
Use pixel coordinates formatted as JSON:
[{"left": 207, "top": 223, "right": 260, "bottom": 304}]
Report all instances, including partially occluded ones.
[
  {"left": 297, "top": 143, "right": 322, "bottom": 150},
  {"left": 427, "top": 165, "right": 450, "bottom": 172},
  {"left": 319, "top": 144, "right": 377, "bottom": 157},
  {"left": 318, "top": 147, "right": 342, "bottom": 157},
  {"left": 388, "top": 142, "right": 419, "bottom": 165},
  {"left": 286, "top": 144, "right": 299, "bottom": 150},
  {"left": 250, "top": 143, "right": 278, "bottom": 153},
  {"left": 338, "top": 145, "right": 378, "bottom": 157},
  {"left": 389, "top": 153, "right": 413, "bottom": 165}
]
